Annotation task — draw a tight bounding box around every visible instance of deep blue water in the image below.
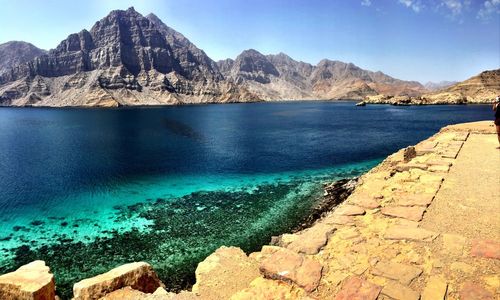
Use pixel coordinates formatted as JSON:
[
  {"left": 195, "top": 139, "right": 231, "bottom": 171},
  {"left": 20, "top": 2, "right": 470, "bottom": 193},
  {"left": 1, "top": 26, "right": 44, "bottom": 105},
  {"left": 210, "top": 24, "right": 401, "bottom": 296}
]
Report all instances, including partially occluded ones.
[{"left": 0, "top": 101, "right": 493, "bottom": 298}]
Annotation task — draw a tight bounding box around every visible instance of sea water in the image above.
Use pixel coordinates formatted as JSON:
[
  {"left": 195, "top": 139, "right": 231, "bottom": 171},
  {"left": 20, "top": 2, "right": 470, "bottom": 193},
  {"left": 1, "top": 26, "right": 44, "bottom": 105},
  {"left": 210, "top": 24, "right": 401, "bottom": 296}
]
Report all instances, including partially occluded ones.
[{"left": 0, "top": 101, "right": 493, "bottom": 297}]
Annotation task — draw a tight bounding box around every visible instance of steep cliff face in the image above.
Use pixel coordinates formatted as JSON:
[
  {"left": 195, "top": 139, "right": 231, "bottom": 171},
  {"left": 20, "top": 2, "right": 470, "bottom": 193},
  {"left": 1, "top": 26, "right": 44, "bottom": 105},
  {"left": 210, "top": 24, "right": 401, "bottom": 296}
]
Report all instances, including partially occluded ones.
[
  {"left": 0, "top": 7, "right": 246, "bottom": 107},
  {"left": 218, "top": 50, "right": 317, "bottom": 100},
  {"left": 0, "top": 41, "right": 46, "bottom": 75}
]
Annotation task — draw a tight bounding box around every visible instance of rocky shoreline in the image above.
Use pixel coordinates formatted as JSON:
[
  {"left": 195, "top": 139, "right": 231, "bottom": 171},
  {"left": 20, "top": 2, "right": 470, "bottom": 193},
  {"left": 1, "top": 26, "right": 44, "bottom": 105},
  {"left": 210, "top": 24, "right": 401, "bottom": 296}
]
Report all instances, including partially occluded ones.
[{"left": 1, "top": 121, "right": 499, "bottom": 299}]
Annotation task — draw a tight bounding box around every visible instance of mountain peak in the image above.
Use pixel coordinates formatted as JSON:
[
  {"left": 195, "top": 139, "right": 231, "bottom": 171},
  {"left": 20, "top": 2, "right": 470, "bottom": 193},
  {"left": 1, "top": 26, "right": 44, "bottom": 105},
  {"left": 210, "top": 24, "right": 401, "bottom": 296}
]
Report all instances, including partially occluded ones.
[
  {"left": 145, "top": 13, "right": 161, "bottom": 23},
  {"left": 0, "top": 41, "right": 46, "bottom": 75}
]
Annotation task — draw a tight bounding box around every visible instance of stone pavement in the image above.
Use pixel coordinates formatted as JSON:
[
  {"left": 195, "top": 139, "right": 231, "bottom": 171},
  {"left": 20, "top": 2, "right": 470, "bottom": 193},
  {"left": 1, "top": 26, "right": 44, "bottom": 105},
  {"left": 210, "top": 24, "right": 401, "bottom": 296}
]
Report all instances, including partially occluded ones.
[{"left": 1, "top": 121, "right": 498, "bottom": 299}]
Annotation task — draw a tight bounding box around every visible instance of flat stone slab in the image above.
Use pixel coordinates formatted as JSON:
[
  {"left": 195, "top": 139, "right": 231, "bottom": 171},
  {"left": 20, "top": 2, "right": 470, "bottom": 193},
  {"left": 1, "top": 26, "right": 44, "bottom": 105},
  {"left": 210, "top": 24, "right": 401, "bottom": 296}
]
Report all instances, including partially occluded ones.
[
  {"left": 259, "top": 247, "right": 322, "bottom": 292},
  {"left": 384, "top": 225, "right": 438, "bottom": 242},
  {"left": 334, "top": 205, "right": 366, "bottom": 216},
  {"left": 371, "top": 261, "right": 422, "bottom": 285},
  {"left": 421, "top": 275, "right": 448, "bottom": 300},
  {"left": 428, "top": 165, "right": 450, "bottom": 173},
  {"left": 381, "top": 281, "right": 420, "bottom": 300},
  {"left": 73, "top": 262, "right": 162, "bottom": 300},
  {"left": 396, "top": 162, "right": 428, "bottom": 172},
  {"left": 323, "top": 215, "right": 355, "bottom": 226},
  {"left": 192, "top": 246, "right": 260, "bottom": 300},
  {"left": 381, "top": 206, "right": 426, "bottom": 221},
  {"left": 452, "top": 132, "right": 469, "bottom": 141},
  {"left": 0, "top": 260, "right": 55, "bottom": 300},
  {"left": 337, "top": 227, "right": 360, "bottom": 240},
  {"left": 471, "top": 239, "right": 500, "bottom": 259},
  {"left": 394, "top": 193, "right": 434, "bottom": 207},
  {"left": 334, "top": 276, "right": 381, "bottom": 300},
  {"left": 287, "top": 223, "right": 336, "bottom": 255},
  {"left": 348, "top": 195, "right": 381, "bottom": 209},
  {"left": 459, "top": 281, "right": 494, "bottom": 300}
]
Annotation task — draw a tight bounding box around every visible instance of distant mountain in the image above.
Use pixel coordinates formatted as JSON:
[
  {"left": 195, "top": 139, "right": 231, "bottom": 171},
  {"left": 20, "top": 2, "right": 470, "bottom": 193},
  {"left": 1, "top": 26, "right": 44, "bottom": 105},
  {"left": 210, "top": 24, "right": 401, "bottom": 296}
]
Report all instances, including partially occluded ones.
[
  {"left": 0, "top": 41, "right": 46, "bottom": 75},
  {"left": 0, "top": 7, "right": 444, "bottom": 107},
  {"left": 424, "top": 81, "right": 458, "bottom": 91},
  {"left": 218, "top": 50, "right": 425, "bottom": 101},
  {"left": 364, "top": 69, "right": 500, "bottom": 104},
  {"left": 422, "top": 69, "right": 500, "bottom": 103}
]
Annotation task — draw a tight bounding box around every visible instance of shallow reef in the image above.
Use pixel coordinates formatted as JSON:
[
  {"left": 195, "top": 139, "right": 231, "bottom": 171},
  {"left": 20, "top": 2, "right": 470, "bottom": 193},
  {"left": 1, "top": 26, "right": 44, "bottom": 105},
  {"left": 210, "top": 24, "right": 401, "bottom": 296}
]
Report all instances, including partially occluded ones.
[{"left": 0, "top": 180, "right": 325, "bottom": 299}]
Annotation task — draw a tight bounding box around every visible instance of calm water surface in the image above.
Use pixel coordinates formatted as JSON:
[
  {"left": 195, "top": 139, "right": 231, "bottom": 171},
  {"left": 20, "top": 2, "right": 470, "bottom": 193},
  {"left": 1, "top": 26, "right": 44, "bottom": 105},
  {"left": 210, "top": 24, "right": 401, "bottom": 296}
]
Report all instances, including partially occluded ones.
[{"left": 0, "top": 101, "right": 492, "bottom": 297}]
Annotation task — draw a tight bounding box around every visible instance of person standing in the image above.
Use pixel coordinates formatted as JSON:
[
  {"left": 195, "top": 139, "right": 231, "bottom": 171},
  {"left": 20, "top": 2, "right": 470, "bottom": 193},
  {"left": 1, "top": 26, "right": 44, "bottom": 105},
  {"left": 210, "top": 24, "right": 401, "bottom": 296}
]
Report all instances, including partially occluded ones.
[{"left": 494, "top": 95, "right": 500, "bottom": 147}]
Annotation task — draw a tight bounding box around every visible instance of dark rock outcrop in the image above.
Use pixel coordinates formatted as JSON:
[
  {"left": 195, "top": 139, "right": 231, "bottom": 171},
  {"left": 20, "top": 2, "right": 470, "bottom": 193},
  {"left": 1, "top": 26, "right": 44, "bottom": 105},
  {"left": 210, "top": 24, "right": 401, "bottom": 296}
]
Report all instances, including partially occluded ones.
[{"left": 0, "top": 41, "right": 46, "bottom": 75}]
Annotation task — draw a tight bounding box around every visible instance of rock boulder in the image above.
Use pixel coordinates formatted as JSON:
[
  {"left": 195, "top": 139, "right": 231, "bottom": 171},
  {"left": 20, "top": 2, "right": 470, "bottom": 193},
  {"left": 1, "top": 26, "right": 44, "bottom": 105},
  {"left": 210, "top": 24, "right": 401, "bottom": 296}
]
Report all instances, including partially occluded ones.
[
  {"left": 0, "top": 260, "right": 55, "bottom": 300},
  {"left": 72, "top": 262, "right": 163, "bottom": 300}
]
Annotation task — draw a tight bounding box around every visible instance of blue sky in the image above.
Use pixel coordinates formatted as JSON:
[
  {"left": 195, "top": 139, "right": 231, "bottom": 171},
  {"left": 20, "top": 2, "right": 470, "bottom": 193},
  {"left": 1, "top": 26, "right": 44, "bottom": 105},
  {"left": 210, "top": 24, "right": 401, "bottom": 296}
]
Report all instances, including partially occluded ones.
[{"left": 0, "top": 0, "right": 498, "bottom": 83}]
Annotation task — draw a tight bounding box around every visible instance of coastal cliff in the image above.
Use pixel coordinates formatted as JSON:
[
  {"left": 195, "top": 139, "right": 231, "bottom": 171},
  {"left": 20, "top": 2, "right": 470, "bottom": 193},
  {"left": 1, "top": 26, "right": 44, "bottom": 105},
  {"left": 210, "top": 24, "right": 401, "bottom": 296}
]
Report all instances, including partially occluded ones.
[{"left": 1, "top": 120, "right": 498, "bottom": 299}]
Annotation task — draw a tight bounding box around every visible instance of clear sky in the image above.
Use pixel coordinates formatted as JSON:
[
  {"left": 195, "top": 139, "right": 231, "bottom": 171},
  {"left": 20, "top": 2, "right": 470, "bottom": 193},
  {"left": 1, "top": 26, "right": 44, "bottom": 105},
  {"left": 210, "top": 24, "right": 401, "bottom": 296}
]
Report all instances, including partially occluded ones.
[{"left": 0, "top": 0, "right": 498, "bottom": 83}]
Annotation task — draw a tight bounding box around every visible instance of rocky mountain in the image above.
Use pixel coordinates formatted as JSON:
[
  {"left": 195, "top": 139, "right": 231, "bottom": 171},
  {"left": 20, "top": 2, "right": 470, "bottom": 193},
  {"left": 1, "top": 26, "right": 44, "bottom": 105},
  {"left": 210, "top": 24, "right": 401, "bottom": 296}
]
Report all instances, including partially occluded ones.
[
  {"left": 218, "top": 50, "right": 425, "bottom": 101},
  {"left": 0, "top": 7, "right": 248, "bottom": 107},
  {"left": 424, "top": 81, "right": 458, "bottom": 91},
  {"left": 0, "top": 41, "right": 46, "bottom": 75},
  {"left": 0, "top": 7, "right": 445, "bottom": 107},
  {"left": 364, "top": 69, "right": 500, "bottom": 105}
]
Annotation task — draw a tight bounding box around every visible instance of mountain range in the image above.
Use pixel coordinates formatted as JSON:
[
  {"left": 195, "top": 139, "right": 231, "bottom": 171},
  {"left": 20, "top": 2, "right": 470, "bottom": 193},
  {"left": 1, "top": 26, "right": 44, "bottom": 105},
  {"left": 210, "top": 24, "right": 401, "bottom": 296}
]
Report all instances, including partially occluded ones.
[{"left": 0, "top": 7, "right": 497, "bottom": 107}]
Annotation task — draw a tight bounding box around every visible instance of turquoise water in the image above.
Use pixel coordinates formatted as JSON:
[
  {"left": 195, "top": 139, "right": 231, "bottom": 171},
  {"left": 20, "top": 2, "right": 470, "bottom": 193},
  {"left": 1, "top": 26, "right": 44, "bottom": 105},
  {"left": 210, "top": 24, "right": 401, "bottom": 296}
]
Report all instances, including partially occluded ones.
[{"left": 0, "top": 102, "right": 493, "bottom": 298}]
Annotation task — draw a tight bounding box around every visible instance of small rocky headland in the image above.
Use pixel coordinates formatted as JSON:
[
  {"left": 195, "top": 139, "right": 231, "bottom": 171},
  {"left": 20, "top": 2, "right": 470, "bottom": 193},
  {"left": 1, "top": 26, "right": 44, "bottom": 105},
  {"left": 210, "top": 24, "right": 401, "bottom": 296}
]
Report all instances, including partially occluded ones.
[{"left": 1, "top": 121, "right": 499, "bottom": 300}]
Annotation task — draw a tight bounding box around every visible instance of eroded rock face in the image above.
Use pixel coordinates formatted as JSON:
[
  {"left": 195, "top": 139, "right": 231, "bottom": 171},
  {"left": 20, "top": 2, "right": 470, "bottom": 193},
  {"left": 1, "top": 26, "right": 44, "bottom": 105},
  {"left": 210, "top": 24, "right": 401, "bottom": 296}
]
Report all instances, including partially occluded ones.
[
  {"left": 0, "top": 260, "right": 55, "bottom": 300},
  {"left": 0, "top": 7, "right": 231, "bottom": 107},
  {"left": 192, "top": 246, "right": 260, "bottom": 300},
  {"left": 72, "top": 262, "right": 163, "bottom": 300}
]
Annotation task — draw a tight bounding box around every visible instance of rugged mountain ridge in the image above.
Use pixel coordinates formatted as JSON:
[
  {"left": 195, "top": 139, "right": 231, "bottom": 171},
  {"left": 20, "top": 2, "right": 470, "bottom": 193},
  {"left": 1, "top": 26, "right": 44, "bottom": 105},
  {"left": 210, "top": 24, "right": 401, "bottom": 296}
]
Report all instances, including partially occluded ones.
[
  {"left": 217, "top": 50, "right": 425, "bottom": 101},
  {"left": 0, "top": 41, "right": 46, "bottom": 75},
  {"left": 424, "top": 81, "right": 458, "bottom": 91},
  {"left": 0, "top": 7, "right": 248, "bottom": 107},
  {"left": 0, "top": 7, "right": 471, "bottom": 107},
  {"left": 364, "top": 69, "right": 500, "bottom": 105}
]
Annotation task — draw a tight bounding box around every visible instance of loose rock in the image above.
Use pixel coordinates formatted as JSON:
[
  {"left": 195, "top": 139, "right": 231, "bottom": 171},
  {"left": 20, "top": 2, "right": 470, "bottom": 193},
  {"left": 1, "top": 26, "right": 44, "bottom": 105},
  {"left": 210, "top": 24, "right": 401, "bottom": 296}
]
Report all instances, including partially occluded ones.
[
  {"left": 73, "top": 262, "right": 162, "bottom": 300},
  {"left": 0, "top": 260, "right": 55, "bottom": 300}
]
